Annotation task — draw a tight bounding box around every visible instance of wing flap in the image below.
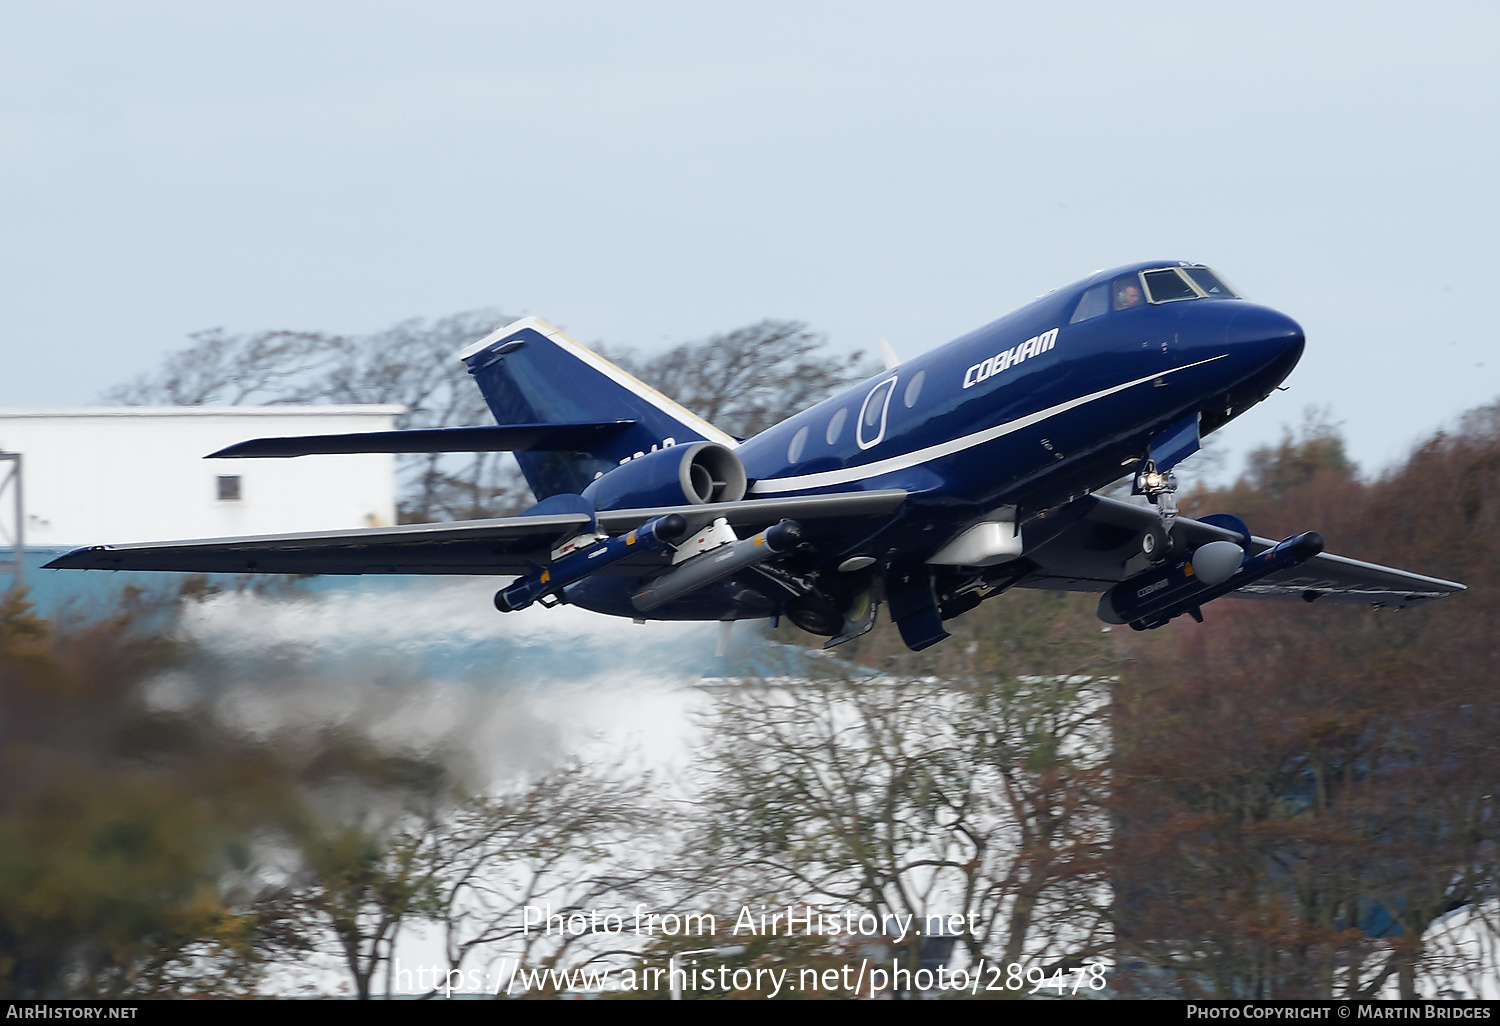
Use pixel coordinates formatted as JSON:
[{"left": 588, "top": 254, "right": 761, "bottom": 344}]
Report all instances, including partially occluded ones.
[{"left": 1234, "top": 545, "right": 1464, "bottom": 606}]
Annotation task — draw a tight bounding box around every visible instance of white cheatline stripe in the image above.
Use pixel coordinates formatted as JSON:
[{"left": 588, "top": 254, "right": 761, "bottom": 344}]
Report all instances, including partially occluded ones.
[
  {"left": 748, "top": 356, "right": 1228, "bottom": 495},
  {"left": 457, "top": 316, "right": 739, "bottom": 449}
]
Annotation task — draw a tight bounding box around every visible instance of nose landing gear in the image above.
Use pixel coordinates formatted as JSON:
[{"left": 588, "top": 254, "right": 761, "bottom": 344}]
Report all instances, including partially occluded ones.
[{"left": 1135, "top": 458, "right": 1182, "bottom": 563}]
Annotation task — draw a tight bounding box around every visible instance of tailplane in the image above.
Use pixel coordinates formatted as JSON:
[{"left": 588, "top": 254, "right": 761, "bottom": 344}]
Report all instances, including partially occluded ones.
[{"left": 460, "top": 317, "right": 736, "bottom": 498}]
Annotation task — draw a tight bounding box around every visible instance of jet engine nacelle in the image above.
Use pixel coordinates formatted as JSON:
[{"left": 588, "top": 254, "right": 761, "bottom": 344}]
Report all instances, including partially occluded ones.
[{"left": 581, "top": 442, "right": 747, "bottom": 511}]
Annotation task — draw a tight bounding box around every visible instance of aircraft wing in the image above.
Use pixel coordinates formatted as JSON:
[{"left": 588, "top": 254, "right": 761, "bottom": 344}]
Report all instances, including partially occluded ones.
[
  {"left": 43, "top": 490, "right": 908, "bottom": 577},
  {"left": 1223, "top": 548, "right": 1465, "bottom": 606},
  {"left": 1014, "top": 494, "right": 1464, "bottom": 608}
]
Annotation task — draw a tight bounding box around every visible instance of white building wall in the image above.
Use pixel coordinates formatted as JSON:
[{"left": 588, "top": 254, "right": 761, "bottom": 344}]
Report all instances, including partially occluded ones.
[{"left": 0, "top": 407, "right": 403, "bottom": 548}]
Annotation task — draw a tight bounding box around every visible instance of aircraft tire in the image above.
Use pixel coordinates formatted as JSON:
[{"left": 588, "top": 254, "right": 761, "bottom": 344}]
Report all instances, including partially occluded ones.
[
  {"left": 784, "top": 594, "right": 844, "bottom": 636},
  {"left": 1142, "top": 523, "right": 1181, "bottom": 563}
]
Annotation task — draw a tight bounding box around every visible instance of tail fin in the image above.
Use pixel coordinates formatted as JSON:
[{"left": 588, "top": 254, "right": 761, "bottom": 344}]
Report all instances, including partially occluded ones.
[{"left": 460, "top": 317, "right": 736, "bottom": 498}]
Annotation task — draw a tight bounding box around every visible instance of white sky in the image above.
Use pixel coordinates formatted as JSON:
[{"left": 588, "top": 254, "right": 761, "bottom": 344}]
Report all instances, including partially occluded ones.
[{"left": 3, "top": 1, "right": 1496, "bottom": 478}]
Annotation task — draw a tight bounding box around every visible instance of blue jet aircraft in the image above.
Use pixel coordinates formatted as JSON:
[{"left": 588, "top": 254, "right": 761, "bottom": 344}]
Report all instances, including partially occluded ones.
[{"left": 49, "top": 261, "right": 1464, "bottom": 651}]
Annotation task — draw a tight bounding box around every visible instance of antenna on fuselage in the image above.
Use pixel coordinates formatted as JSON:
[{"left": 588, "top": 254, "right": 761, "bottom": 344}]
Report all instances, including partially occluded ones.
[{"left": 878, "top": 338, "right": 901, "bottom": 371}]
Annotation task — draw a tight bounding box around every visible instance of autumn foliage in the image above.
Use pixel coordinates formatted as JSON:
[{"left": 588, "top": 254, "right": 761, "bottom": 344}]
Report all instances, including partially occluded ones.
[{"left": 1113, "top": 411, "right": 1500, "bottom": 998}]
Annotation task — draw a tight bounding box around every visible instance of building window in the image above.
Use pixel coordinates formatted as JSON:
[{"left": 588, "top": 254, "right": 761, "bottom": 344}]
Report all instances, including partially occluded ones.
[{"left": 217, "top": 475, "right": 242, "bottom": 501}]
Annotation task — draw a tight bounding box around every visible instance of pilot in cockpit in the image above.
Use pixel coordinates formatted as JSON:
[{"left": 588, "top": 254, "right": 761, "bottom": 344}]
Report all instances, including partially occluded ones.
[{"left": 1114, "top": 279, "right": 1145, "bottom": 309}]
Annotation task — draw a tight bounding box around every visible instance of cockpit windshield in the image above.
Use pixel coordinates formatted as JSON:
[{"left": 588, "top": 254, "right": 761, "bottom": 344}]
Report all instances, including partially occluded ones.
[
  {"left": 1070, "top": 265, "right": 1242, "bottom": 323},
  {"left": 1142, "top": 269, "right": 1198, "bottom": 303},
  {"left": 1141, "top": 265, "right": 1241, "bottom": 303}
]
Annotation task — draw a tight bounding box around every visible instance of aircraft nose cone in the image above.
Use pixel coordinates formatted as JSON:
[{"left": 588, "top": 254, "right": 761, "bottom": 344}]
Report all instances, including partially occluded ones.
[{"left": 1225, "top": 304, "right": 1305, "bottom": 368}]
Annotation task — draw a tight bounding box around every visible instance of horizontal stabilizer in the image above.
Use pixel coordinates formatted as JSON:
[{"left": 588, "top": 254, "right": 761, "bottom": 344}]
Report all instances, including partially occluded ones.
[{"left": 207, "top": 422, "right": 636, "bottom": 458}]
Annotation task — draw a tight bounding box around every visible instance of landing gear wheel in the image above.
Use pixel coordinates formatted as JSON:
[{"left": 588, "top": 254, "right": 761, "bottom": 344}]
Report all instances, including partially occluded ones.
[
  {"left": 783, "top": 594, "right": 844, "bottom": 636},
  {"left": 1141, "top": 522, "right": 1180, "bottom": 563}
]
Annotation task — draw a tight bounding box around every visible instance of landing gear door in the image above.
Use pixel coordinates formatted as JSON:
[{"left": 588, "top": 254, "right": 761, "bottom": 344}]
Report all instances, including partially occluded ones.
[{"left": 1148, "top": 411, "right": 1201, "bottom": 474}]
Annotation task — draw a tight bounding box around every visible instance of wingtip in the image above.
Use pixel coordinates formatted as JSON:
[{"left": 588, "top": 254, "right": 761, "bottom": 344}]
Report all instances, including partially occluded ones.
[
  {"left": 43, "top": 545, "right": 110, "bottom": 570},
  {"left": 205, "top": 441, "right": 261, "bottom": 458}
]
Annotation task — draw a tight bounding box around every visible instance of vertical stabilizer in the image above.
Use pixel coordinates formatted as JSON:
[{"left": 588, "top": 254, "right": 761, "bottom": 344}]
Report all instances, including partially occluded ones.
[{"left": 460, "top": 317, "right": 736, "bottom": 498}]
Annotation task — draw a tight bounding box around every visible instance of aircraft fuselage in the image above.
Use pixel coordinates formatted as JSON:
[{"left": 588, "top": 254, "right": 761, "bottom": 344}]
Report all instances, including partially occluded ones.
[{"left": 564, "top": 260, "right": 1305, "bottom": 628}]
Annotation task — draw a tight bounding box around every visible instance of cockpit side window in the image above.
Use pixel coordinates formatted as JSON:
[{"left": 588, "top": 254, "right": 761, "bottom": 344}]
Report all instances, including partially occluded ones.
[
  {"left": 1112, "top": 275, "right": 1146, "bottom": 310},
  {"left": 1069, "top": 284, "right": 1109, "bottom": 323},
  {"left": 1183, "top": 266, "right": 1239, "bottom": 298},
  {"left": 1142, "top": 268, "right": 1199, "bottom": 303}
]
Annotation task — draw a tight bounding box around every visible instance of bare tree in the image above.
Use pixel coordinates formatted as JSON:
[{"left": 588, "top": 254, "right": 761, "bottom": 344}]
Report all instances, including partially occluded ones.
[
  {"left": 261, "top": 821, "right": 445, "bottom": 1001},
  {"left": 690, "top": 666, "right": 1112, "bottom": 980},
  {"left": 324, "top": 311, "right": 517, "bottom": 522},
  {"left": 601, "top": 320, "right": 874, "bottom": 439},
  {"left": 102, "top": 328, "right": 349, "bottom": 407},
  {"left": 422, "top": 761, "right": 664, "bottom": 997},
  {"left": 250, "top": 759, "right": 663, "bottom": 1000}
]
